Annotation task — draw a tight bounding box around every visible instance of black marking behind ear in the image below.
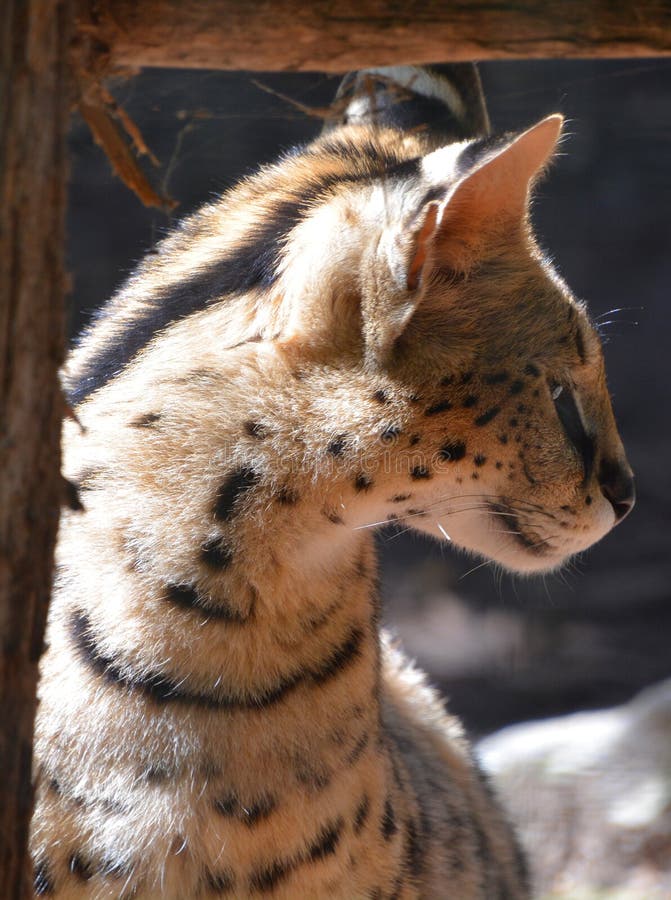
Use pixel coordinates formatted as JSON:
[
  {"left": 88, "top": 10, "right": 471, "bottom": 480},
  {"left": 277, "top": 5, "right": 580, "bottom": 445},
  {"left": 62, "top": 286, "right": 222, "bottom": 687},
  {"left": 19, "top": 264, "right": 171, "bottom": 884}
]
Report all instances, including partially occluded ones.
[
  {"left": 213, "top": 466, "right": 260, "bottom": 521},
  {"left": 69, "top": 152, "right": 425, "bottom": 405}
]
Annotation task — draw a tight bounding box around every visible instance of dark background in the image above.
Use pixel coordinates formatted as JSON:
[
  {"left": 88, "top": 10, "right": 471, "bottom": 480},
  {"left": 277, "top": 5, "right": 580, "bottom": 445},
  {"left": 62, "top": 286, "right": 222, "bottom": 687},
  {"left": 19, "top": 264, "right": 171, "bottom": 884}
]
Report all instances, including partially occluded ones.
[{"left": 67, "top": 59, "right": 671, "bottom": 737}]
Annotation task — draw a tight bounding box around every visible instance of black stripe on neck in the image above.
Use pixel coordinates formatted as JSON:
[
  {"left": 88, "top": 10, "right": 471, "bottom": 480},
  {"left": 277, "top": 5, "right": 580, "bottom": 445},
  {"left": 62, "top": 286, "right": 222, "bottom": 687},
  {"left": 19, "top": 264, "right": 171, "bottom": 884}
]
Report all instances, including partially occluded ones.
[{"left": 71, "top": 611, "right": 364, "bottom": 711}]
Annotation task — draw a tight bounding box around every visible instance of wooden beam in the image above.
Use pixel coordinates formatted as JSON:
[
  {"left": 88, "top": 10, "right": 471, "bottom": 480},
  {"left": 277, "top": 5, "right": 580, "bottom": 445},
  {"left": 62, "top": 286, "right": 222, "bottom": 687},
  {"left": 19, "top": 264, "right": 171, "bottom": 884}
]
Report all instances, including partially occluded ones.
[
  {"left": 0, "top": 1, "right": 74, "bottom": 896},
  {"left": 94, "top": 0, "right": 671, "bottom": 72}
]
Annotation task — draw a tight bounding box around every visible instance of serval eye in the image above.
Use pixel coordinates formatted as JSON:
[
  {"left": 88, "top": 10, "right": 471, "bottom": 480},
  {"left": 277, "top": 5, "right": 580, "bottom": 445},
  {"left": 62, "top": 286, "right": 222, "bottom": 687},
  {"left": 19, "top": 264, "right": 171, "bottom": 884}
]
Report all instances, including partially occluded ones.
[{"left": 551, "top": 382, "right": 594, "bottom": 481}]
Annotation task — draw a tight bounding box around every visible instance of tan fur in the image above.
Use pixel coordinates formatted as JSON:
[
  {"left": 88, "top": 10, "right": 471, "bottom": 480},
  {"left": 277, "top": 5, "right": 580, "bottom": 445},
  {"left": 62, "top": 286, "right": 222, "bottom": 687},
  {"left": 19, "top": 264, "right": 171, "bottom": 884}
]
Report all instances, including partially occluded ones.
[{"left": 31, "top": 67, "right": 632, "bottom": 898}]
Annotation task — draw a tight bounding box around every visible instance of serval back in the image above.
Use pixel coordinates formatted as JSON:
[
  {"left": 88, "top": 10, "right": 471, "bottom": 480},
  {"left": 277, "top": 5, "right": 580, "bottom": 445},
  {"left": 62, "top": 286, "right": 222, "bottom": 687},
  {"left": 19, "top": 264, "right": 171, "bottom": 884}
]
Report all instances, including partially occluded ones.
[{"left": 31, "top": 64, "right": 634, "bottom": 899}]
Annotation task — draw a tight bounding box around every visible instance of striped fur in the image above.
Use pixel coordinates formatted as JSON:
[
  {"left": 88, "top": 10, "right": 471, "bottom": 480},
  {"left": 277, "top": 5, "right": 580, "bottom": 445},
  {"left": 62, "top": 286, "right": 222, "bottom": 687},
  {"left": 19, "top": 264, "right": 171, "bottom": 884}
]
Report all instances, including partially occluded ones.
[{"left": 32, "top": 64, "right": 632, "bottom": 898}]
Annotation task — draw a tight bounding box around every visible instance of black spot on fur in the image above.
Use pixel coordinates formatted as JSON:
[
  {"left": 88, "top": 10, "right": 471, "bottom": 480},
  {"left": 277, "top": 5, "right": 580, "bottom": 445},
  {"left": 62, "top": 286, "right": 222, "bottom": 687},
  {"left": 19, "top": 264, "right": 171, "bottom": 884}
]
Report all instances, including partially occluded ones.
[
  {"left": 34, "top": 860, "right": 54, "bottom": 895},
  {"left": 277, "top": 486, "right": 299, "bottom": 505},
  {"left": 524, "top": 363, "right": 540, "bottom": 377},
  {"left": 327, "top": 434, "right": 348, "bottom": 455},
  {"left": 484, "top": 372, "right": 509, "bottom": 385},
  {"left": 63, "top": 477, "right": 85, "bottom": 512},
  {"left": 410, "top": 465, "right": 431, "bottom": 480},
  {"left": 440, "top": 374, "right": 454, "bottom": 386},
  {"left": 408, "top": 434, "right": 421, "bottom": 446},
  {"left": 140, "top": 763, "right": 173, "bottom": 783},
  {"left": 201, "top": 537, "right": 234, "bottom": 570},
  {"left": 245, "top": 420, "right": 269, "bottom": 439},
  {"left": 249, "top": 857, "right": 292, "bottom": 893},
  {"left": 99, "top": 857, "right": 133, "bottom": 879},
  {"left": 508, "top": 417, "right": 519, "bottom": 428},
  {"left": 308, "top": 817, "right": 344, "bottom": 861},
  {"left": 381, "top": 425, "right": 401, "bottom": 443},
  {"left": 425, "top": 399, "right": 452, "bottom": 416},
  {"left": 462, "top": 394, "right": 478, "bottom": 408},
  {"left": 391, "top": 493, "right": 411, "bottom": 503},
  {"left": 474, "top": 454, "right": 487, "bottom": 467},
  {"left": 354, "top": 473, "right": 373, "bottom": 492},
  {"left": 346, "top": 731, "right": 370, "bottom": 765},
  {"left": 404, "top": 819, "right": 423, "bottom": 879},
  {"left": 164, "top": 583, "right": 251, "bottom": 623},
  {"left": 373, "top": 389, "right": 391, "bottom": 404},
  {"left": 517, "top": 403, "right": 528, "bottom": 414},
  {"left": 388, "top": 876, "right": 405, "bottom": 900},
  {"left": 405, "top": 508, "right": 426, "bottom": 518},
  {"left": 585, "top": 495, "right": 592, "bottom": 505},
  {"left": 130, "top": 412, "right": 161, "bottom": 428},
  {"left": 474, "top": 406, "right": 501, "bottom": 427},
  {"left": 495, "top": 461, "right": 503, "bottom": 470},
  {"left": 439, "top": 440, "right": 466, "bottom": 462},
  {"left": 381, "top": 798, "right": 398, "bottom": 840},
  {"left": 213, "top": 466, "right": 260, "bottom": 521},
  {"left": 206, "top": 869, "right": 236, "bottom": 893},
  {"left": 215, "top": 793, "right": 277, "bottom": 827},
  {"left": 460, "top": 371, "right": 474, "bottom": 383},
  {"left": 323, "top": 506, "right": 344, "bottom": 525},
  {"left": 353, "top": 794, "right": 370, "bottom": 834},
  {"left": 509, "top": 380, "right": 524, "bottom": 395},
  {"left": 214, "top": 794, "right": 237, "bottom": 817},
  {"left": 69, "top": 853, "right": 94, "bottom": 881}
]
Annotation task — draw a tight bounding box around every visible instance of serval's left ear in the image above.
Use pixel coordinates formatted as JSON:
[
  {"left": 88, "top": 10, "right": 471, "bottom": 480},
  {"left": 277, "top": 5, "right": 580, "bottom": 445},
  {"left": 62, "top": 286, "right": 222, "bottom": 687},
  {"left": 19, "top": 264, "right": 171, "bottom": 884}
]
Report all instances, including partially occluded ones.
[
  {"left": 363, "top": 115, "right": 563, "bottom": 367},
  {"left": 408, "top": 114, "right": 564, "bottom": 288}
]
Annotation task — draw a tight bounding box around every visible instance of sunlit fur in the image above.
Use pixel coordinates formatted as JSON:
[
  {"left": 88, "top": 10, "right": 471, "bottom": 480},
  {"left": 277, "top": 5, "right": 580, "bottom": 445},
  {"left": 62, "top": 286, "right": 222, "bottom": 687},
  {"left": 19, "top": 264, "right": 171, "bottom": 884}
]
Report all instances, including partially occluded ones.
[{"left": 31, "top": 65, "right": 631, "bottom": 898}]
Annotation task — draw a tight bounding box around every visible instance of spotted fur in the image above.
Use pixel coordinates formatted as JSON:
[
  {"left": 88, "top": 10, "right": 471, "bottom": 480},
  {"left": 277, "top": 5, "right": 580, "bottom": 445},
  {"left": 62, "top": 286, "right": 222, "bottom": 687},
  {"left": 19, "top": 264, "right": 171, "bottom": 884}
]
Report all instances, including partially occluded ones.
[{"left": 32, "top": 64, "right": 633, "bottom": 898}]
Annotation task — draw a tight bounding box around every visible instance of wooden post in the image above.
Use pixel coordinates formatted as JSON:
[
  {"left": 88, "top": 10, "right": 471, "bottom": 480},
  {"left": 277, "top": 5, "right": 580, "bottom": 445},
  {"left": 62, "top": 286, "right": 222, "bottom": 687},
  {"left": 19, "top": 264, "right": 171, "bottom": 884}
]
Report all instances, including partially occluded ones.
[
  {"left": 0, "top": 1, "right": 74, "bottom": 896},
  {"left": 94, "top": 0, "right": 671, "bottom": 71}
]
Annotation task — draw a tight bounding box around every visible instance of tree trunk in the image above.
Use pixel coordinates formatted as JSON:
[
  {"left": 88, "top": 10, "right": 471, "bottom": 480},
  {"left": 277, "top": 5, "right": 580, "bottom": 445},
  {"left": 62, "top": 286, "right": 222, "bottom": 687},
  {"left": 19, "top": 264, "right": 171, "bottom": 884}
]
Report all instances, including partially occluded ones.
[
  {"left": 0, "top": 1, "right": 74, "bottom": 896},
  {"left": 94, "top": 0, "right": 671, "bottom": 72}
]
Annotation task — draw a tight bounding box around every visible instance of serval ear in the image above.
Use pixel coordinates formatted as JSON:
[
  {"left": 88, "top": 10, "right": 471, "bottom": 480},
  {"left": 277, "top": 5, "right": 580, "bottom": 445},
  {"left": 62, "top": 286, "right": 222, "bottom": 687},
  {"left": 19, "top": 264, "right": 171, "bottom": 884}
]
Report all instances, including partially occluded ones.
[
  {"left": 363, "top": 115, "right": 563, "bottom": 367},
  {"left": 411, "top": 114, "right": 564, "bottom": 285}
]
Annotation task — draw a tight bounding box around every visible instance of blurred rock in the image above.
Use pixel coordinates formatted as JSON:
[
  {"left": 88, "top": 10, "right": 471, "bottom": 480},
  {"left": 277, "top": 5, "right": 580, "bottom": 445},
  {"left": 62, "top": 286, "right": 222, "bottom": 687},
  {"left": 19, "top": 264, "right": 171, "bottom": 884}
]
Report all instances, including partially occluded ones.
[{"left": 478, "top": 679, "right": 671, "bottom": 898}]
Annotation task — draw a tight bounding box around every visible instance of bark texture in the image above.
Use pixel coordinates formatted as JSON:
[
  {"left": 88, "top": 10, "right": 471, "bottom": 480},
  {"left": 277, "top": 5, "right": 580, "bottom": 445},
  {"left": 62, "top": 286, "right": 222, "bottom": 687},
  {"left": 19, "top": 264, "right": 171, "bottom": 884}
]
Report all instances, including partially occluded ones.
[
  {"left": 94, "top": 0, "right": 671, "bottom": 71},
  {"left": 0, "top": 1, "right": 73, "bottom": 896}
]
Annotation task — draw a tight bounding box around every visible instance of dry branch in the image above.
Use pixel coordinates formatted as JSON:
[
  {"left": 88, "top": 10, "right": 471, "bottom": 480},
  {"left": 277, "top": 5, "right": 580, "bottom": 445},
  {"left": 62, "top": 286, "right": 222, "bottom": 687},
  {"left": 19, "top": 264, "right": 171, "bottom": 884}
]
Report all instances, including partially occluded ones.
[{"left": 92, "top": 0, "right": 671, "bottom": 72}]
